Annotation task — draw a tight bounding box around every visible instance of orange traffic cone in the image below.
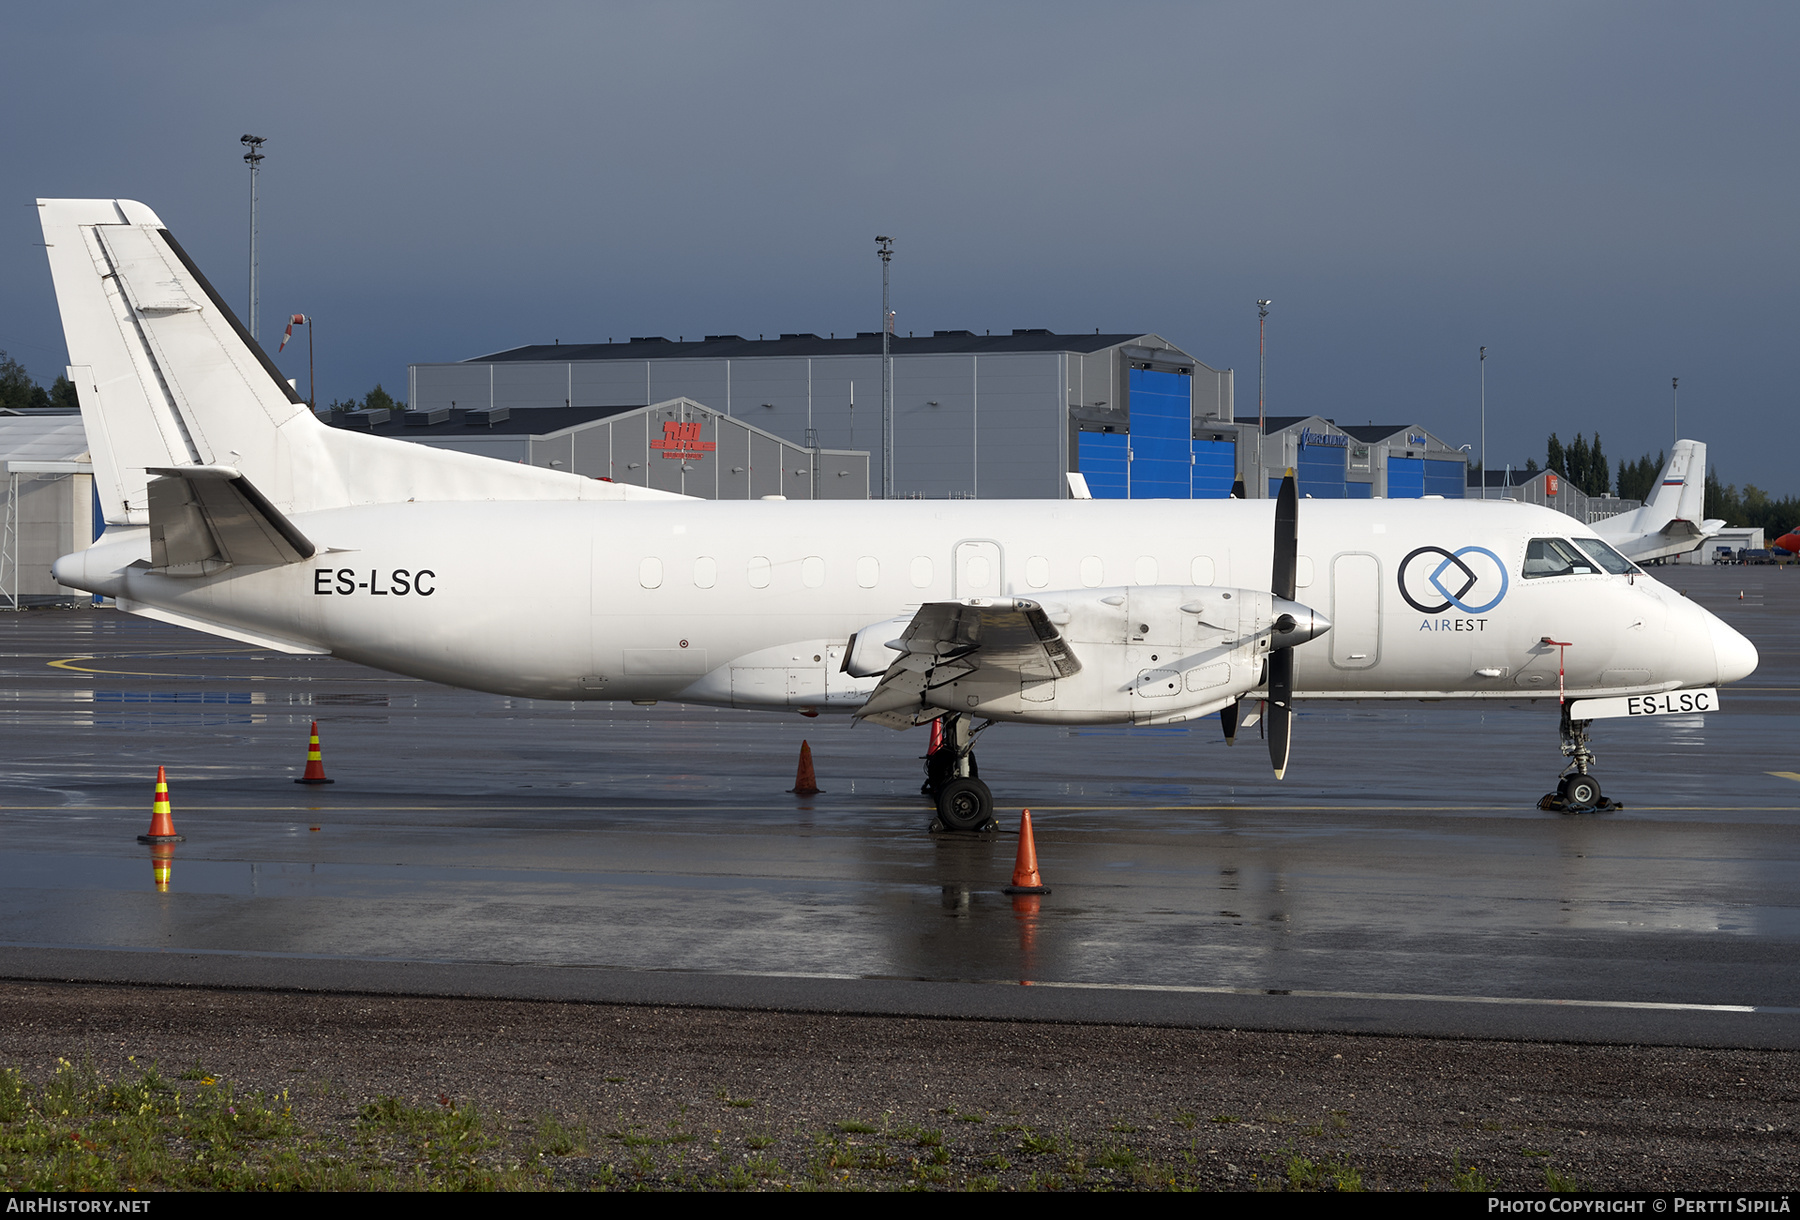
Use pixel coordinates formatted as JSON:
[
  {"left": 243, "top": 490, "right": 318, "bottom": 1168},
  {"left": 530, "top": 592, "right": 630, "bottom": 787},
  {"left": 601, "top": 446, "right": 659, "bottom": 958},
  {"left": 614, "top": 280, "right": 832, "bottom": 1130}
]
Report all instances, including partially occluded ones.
[
  {"left": 294, "top": 721, "right": 335, "bottom": 785},
  {"left": 1002, "top": 809, "right": 1050, "bottom": 895},
  {"left": 137, "top": 766, "right": 184, "bottom": 843},
  {"left": 788, "top": 740, "right": 822, "bottom": 795}
]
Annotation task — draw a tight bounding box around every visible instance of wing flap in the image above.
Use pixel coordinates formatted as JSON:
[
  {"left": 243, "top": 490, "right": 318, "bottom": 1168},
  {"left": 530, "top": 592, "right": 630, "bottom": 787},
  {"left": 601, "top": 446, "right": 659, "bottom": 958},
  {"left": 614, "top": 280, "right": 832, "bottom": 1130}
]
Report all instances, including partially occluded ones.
[{"left": 853, "top": 598, "right": 1080, "bottom": 726}]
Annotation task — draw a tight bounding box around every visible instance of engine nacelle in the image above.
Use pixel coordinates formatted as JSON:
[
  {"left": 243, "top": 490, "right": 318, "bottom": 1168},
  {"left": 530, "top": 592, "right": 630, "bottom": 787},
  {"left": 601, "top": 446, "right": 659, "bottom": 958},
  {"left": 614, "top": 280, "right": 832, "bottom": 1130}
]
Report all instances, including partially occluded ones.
[{"left": 922, "top": 585, "right": 1317, "bottom": 726}]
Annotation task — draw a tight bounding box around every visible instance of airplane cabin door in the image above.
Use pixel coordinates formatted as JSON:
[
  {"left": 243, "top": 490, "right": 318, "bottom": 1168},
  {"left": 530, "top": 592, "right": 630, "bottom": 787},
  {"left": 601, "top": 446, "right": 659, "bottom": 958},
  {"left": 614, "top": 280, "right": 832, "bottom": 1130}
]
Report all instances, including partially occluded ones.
[{"left": 953, "top": 540, "right": 1004, "bottom": 599}]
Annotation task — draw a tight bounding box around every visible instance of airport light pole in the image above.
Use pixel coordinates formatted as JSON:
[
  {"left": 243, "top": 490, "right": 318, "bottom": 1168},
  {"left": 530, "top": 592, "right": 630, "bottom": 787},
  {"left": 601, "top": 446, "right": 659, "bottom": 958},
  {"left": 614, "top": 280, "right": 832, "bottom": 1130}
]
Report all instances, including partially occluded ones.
[
  {"left": 877, "top": 236, "right": 894, "bottom": 498},
  {"left": 1672, "top": 376, "right": 1679, "bottom": 445},
  {"left": 1479, "top": 345, "right": 1487, "bottom": 500},
  {"left": 241, "top": 135, "right": 266, "bottom": 342},
  {"left": 1257, "top": 300, "right": 1272, "bottom": 434}
]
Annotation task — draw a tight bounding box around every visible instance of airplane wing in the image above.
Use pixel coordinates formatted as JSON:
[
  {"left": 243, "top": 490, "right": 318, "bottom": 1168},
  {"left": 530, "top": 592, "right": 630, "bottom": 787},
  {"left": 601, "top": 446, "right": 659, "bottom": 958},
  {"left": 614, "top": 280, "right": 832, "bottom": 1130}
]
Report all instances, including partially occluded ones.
[
  {"left": 145, "top": 465, "right": 315, "bottom": 574},
  {"left": 854, "top": 598, "right": 1081, "bottom": 729}
]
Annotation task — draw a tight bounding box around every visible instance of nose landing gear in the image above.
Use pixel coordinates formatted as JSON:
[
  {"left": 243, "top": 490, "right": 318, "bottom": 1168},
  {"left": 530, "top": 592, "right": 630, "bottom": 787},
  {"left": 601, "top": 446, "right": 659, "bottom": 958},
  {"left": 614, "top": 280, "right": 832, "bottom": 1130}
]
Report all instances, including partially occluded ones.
[
  {"left": 923, "top": 712, "right": 997, "bottom": 832},
  {"left": 1539, "top": 705, "right": 1622, "bottom": 813}
]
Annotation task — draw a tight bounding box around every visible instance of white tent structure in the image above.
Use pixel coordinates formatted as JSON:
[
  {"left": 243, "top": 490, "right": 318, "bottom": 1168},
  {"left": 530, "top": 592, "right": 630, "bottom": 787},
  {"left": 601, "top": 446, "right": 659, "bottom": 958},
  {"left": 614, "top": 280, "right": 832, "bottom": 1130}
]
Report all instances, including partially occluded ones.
[{"left": 0, "top": 412, "right": 96, "bottom": 607}]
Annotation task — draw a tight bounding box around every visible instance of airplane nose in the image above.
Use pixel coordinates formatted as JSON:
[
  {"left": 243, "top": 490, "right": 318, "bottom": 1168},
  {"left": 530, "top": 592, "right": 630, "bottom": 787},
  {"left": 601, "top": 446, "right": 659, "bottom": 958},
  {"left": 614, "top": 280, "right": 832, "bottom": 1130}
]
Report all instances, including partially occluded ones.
[{"left": 1708, "top": 614, "right": 1758, "bottom": 684}]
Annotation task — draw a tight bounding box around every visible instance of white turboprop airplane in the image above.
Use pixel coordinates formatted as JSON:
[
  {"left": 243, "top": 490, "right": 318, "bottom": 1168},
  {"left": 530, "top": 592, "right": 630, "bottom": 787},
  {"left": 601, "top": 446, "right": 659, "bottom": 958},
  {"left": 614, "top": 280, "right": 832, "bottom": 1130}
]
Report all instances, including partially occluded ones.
[
  {"left": 38, "top": 199, "right": 1759, "bottom": 826},
  {"left": 1593, "top": 439, "right": 1727, "bottom": 563}
]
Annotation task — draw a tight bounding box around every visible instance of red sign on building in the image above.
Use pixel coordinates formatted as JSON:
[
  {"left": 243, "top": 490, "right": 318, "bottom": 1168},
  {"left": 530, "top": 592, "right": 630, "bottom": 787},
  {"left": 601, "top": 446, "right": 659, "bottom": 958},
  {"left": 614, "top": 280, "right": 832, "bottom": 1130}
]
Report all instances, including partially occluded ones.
[
  {"left": 1545, "top": 473, "right": 1560, "bottom": 496},
  {"left": 650, "top": 420, "right": 717, "bottom": 460}
]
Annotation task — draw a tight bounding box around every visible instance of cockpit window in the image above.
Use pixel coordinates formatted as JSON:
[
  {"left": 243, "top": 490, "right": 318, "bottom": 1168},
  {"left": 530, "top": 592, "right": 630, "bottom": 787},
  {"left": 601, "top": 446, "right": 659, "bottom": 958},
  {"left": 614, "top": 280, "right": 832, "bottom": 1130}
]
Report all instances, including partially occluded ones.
[
  {"left": 1571, "top": 537, "right": 1642, "bottom": 575},
  {"left": 1523, "top": 537, "right": 1601, "bottom": 579}
]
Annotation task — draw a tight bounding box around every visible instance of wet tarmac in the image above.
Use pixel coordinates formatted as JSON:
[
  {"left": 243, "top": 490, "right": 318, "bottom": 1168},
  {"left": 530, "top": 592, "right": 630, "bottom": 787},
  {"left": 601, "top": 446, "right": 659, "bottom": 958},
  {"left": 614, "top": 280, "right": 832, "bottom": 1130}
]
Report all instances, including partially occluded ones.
[{"left": 1, "top": 566, "right": 1796, "bottom": 1046}]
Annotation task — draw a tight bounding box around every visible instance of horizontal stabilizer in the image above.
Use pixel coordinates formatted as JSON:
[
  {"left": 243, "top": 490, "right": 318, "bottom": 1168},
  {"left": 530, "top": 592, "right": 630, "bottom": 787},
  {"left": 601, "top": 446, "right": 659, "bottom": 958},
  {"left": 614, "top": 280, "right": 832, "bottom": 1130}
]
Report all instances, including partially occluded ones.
[
  {"left": 116, "top": 598, "right": 329, "bottom": 655},
  {"left": 145, "top": 465, "right": 314, "bottom": 574}
]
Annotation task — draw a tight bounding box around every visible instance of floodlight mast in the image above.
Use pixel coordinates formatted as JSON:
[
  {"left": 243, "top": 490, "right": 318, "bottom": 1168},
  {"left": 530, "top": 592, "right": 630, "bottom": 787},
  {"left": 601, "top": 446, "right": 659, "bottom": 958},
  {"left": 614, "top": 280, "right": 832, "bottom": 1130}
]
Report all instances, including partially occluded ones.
[
  {"left": 1257, "top": 300, "right": 1272, "bottom": 433},
  {"left": 877, "top": 236, "right": 894, "bottom": 498},
  {"left": 1672, "top": 376, "right": 1679, "bottom": 445},
  {"left": 241, "top": 135, "right": 266, "bottom": 342},
  {"left": 1480, "top": 345, "right": 1487, "bottom": 500}
]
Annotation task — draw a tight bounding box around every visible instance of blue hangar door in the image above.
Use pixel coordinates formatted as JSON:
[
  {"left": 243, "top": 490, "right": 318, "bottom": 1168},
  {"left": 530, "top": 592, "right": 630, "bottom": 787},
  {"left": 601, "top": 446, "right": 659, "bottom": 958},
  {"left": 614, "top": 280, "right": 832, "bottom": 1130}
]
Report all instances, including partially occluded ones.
[{"left": 1126, "top": 367, "right": 1191, "bottom": 499}]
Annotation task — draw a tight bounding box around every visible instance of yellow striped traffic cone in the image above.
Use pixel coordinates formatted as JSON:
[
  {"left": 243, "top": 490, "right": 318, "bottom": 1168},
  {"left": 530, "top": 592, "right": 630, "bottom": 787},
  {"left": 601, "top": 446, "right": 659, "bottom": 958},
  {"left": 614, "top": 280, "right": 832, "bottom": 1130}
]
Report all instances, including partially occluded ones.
[
  {"left": 137, "top": 766, "right": 184, "bottom": 843},
  {"left": 295, "top": 721, "right": 335, "bottom": 785}
]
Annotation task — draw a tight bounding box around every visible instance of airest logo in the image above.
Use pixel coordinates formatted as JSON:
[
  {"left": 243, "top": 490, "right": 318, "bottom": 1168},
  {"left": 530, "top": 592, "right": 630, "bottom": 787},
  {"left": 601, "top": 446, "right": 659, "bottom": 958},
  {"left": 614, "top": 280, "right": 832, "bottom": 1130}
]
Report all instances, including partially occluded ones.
[{"left": 1397, "top": 546, "right": 1509, "bottom": 615}]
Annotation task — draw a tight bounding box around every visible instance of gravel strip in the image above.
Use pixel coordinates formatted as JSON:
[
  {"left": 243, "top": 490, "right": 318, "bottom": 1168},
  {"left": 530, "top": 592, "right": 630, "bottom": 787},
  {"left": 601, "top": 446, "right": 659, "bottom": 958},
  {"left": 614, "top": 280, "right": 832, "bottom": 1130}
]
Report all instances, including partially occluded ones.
[{"left": 2, "top": 981, "right": 1794, "bottom": 1191}]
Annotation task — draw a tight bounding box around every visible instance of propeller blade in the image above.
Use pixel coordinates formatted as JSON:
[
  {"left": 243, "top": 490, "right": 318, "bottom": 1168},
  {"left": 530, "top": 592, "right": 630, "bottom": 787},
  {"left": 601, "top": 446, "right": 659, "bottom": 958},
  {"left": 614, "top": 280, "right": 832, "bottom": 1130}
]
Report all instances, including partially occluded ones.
[
  {"left": 1220, "top": 699, "right": 1238, "bottom": 745},
  {"left": 1268, "top": 650, "right": 1293, "bottom": 778},
  {"left": 1268, "top": 470, "right": 1298, "bottom": 777},
  {"left": 1272, "top": 470, "right": 1298, "bottom": 600}
]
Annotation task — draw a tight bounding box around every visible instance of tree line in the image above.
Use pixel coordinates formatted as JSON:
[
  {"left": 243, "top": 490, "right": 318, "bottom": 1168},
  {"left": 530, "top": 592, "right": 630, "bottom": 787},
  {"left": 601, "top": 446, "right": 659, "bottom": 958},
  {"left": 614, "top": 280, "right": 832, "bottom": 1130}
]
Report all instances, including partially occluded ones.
[
  {"left": 0, "top": 351, "right": 78, "bottom": 412},
  {"left": 3, "top": 350, "right": 402, "bottom": 418},
  {"left": 1544, "top": 432, "right": 1614, "bottom": 497}
]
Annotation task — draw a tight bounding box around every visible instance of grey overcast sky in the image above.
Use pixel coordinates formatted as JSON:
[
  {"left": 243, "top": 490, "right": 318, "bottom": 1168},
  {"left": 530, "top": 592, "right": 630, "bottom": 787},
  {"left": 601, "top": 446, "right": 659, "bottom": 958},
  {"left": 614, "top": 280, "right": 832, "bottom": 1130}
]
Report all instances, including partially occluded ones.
[{"left": 4, "top": 2, "right": 1795, "bottom": 490}]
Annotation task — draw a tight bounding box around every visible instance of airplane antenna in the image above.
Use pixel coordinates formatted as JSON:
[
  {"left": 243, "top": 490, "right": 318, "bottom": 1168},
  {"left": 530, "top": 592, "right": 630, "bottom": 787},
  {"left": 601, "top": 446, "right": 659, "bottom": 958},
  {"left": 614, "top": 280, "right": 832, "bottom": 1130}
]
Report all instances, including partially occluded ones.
[
  {"left": 241, "top": 135, "right": 266, "bottom": 342},
  {"left": 877, "top": 236, "right": 894, "bottom": 498}
]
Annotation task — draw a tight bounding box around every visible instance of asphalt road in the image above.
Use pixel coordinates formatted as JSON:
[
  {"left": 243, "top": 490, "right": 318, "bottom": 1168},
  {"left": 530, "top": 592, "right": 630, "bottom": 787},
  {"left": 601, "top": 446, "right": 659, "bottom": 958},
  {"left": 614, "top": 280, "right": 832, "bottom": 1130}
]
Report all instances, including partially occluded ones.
[{"left": 1, "top": 564, "right": 1795, "bottom": 1047}]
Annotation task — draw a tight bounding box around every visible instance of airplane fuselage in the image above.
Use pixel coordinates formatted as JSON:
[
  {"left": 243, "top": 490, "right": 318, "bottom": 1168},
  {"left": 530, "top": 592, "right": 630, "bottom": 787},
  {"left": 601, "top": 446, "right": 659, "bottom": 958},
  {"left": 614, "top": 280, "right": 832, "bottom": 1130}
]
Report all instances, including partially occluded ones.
[{"left": 58, "top": 496, "right": 1750, "bottom": 718}]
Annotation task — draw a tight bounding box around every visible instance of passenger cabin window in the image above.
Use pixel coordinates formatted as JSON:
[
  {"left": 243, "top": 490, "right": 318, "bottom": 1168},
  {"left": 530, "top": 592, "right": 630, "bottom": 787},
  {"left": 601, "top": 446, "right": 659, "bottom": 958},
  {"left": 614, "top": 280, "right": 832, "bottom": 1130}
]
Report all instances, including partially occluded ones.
[
  {"left": 1522, "top": 538, "right": 1600, "bottom": 579},
  {"left": 1571, "top": 537, "right": 1641, "bottom": 575}
]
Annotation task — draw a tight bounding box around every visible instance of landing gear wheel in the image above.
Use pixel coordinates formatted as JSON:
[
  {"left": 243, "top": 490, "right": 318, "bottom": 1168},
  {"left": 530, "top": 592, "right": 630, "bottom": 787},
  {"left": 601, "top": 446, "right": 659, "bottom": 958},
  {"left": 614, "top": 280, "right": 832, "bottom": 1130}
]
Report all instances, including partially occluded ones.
[
  {"left": 936, "top": 778, "right": 993, "bottom": 832},
  {"left": 1559, "top": 773, "right": 1602, "bottom": 809},
  {"left": 1541, "top": 709, "right": 1620, "bottom": 812},
  {"left": 923, "top": 747, "right": 960, "bottom": 799}
]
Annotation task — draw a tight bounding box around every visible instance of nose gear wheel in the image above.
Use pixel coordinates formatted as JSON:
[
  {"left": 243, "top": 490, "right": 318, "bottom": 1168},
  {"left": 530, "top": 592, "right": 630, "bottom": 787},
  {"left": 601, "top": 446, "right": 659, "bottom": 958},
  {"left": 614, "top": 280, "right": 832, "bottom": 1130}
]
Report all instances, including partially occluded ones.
[{"left": 1538, "top": 706, "right": 1621, "bottom": 813}]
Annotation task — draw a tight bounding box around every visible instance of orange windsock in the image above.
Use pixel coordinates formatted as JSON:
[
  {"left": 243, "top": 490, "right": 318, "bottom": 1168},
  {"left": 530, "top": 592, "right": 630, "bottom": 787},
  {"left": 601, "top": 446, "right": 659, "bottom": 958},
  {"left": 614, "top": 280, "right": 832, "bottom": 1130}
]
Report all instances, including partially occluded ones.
[
  {"left": 788, "top": 740, "right": 822, "bottom": 795},
  {"left": 1002, "top": 809, "right": 1050, "bottom": 895},
  {"left": 295, "top": 721, "right": 335, "bottom": 785},
  {"left": 137, "top": 765, "right": 184, "bottom": 844}
]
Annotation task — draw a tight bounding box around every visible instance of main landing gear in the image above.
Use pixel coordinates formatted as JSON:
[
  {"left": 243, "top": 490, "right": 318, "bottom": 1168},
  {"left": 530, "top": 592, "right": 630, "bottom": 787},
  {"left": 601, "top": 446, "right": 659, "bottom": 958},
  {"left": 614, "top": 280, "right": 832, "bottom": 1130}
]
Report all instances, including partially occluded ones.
[
  {"left": 923, "top": 712, "right": 998, "bottom": 832},
  {"left": 1538, "top": 704, "right": 1622, "bottom": 814}
]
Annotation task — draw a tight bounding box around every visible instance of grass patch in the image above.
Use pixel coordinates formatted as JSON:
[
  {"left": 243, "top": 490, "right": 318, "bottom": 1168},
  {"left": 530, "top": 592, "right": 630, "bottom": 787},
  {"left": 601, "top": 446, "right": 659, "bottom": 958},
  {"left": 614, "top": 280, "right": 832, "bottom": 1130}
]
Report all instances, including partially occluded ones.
[
  {"left": 1275, "top": 1149, "right": 1364, "bottom": 1192},
  {"left": 1449, "top": 1154, "right": 1490, "bottom": 1192},
  {"left": 1545, "top": 1165, "right": 1581, "bottom": 1192},
  {"left": 0, "top": 1058, "right": 542, "bottom": 1191}
]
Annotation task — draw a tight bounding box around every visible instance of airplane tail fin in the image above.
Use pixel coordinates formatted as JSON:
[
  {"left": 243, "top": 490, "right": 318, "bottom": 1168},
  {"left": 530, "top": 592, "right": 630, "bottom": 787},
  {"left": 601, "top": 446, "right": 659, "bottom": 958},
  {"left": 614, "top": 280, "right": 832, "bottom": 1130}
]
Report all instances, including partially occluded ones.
[
  {"left": 38, "top": 198, "right": 683, "bottom": 528},
  {"left": 38, "top": 199, "right": 317, "bottom": 525},
  {"left": 1595, "top": 438, "right": 1722, "bottom": 561},
  {"left": 1642, "top": 439, "right": 1705, "bottom": 524}
]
